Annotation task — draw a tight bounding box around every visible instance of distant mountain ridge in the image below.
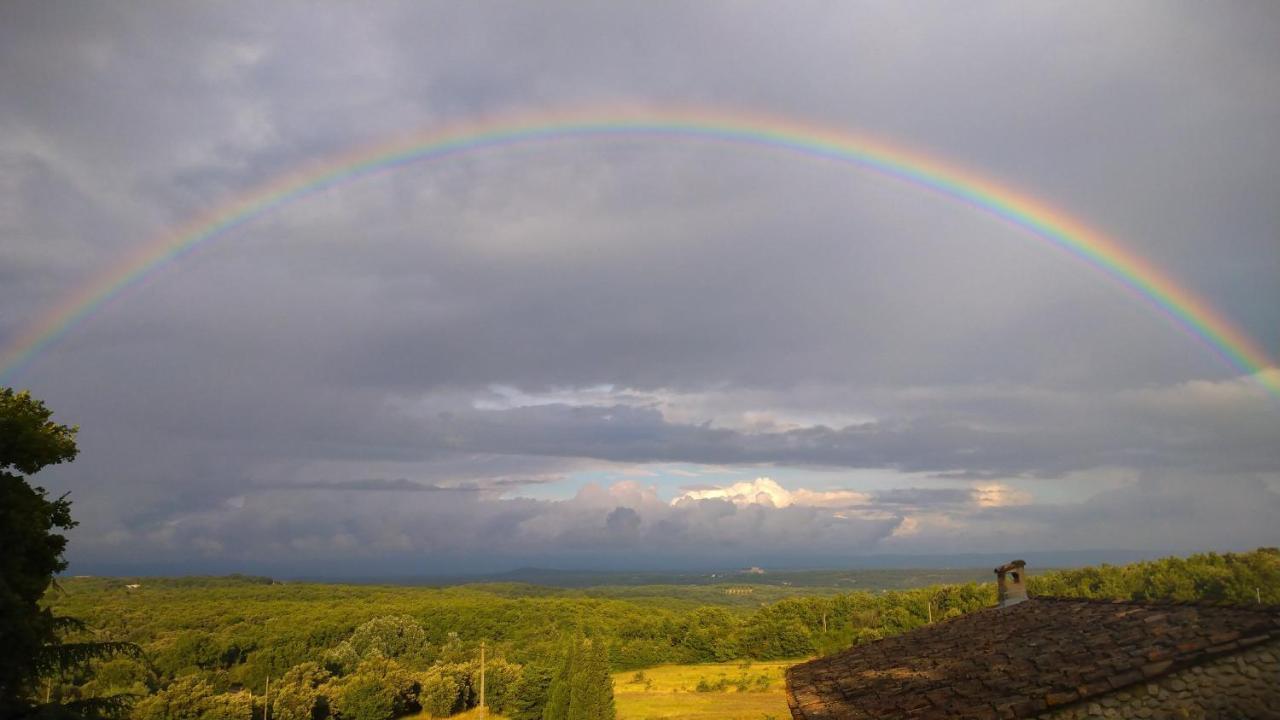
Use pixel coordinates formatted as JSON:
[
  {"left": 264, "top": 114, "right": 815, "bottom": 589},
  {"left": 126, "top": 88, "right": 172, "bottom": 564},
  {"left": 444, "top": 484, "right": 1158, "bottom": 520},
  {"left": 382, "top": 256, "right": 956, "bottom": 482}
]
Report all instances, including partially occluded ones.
[
  {"left": 67, "top": 549, "right": 1163, "bottom": 586},
  {"left": 289, "top": 550, "right": 1159, "bottom": 588}
]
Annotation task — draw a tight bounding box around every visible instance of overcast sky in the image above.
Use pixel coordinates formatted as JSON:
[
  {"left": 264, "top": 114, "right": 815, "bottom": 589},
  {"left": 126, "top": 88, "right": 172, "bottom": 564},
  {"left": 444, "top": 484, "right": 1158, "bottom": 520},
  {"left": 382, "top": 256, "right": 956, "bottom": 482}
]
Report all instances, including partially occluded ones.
[{"left": 2, "top": 2, "right": 1278, "bottom": 576}]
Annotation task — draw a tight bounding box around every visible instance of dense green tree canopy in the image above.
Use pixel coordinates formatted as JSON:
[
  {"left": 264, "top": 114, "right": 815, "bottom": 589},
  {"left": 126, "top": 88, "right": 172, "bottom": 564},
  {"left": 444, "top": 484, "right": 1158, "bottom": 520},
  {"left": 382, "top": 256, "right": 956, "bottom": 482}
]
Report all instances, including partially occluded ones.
[
  {"left": 131, "top": 676, "right": 251, "bottom": 720},
  {"left": 507, "top": 664, "right": 553, "bottom": 720},
  {"left": 270, "top": 662, "right": 331, "bottom": 720},
  {"left": 0, "top": 388, "right": 79, "bottom": 476},
  {"left": 1, "top": 389, "right": 80, "bottom": 716},
  {"left": 325, "top": 615, "right": 430, "bottom": 674}
]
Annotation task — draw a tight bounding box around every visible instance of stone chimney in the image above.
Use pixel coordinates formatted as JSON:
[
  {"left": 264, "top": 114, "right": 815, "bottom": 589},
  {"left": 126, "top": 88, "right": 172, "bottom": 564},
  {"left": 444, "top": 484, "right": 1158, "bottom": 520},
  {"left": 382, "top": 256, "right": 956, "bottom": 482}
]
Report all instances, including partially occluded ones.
[{"left": 994, "top": 559, "right": 1027, "bottom": 607}]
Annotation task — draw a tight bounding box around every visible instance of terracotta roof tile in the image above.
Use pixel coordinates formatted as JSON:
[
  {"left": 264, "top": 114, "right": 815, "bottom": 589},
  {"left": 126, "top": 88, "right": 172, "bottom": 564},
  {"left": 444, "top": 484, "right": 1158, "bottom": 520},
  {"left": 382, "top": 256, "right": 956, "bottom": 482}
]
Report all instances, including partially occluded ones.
[{"left": 785, "top": 597, "right": 1280, "bottom": 719}]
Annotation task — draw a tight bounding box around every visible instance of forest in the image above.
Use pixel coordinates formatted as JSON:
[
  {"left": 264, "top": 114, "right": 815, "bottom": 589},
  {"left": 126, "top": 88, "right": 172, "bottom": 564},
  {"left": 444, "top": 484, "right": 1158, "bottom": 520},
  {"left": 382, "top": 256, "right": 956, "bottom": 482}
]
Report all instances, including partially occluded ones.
[{"left": 36, "top": 547, "right": 1280, "bottom": 720}]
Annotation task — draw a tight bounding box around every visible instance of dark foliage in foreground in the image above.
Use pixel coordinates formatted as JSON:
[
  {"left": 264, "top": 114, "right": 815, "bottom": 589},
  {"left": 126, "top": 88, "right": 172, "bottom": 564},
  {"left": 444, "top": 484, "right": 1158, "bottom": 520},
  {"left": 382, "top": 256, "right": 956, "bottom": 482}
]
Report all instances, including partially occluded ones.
[{"left": 2, "top": 389, "right": 140, "bottom": 719}]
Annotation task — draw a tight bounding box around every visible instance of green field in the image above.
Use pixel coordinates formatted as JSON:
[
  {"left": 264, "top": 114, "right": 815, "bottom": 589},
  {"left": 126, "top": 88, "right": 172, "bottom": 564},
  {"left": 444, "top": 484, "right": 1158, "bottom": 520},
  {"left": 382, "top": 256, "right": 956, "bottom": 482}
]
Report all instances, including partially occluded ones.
[
  {"left": 403, "top": 661, "right": 796, "bottom": 720},
  {"left": 613, "top": 661, "right": 794, "bottom": 720},
  {"left": 401, "top": 661, "right": 797, "bottom": 720}
]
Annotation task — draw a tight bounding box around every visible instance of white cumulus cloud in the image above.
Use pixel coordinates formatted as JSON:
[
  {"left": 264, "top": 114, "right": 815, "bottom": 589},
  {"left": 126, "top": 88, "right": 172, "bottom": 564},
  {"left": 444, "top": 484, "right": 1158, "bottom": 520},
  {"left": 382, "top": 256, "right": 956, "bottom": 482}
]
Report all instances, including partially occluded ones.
[{"left": 672, "top": 476, "right": 872, "bottom": 509}]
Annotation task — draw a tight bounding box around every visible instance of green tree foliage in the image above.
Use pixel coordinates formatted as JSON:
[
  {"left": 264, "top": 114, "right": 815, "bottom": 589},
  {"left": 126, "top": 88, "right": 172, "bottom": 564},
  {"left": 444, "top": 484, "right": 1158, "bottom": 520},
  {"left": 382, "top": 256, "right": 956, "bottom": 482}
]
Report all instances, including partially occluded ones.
[
  {"left": 324, "top": 615, "right": 429, "bottom": 675},
  {"left": 80, "top": 657, "right": 152, "bottom": 700},
  {"left": 270, "top": 662, "right": 331, "bottom": 720},
  {"left": 482, "top": 657, "right": 521, "bottom": 715},
  {"left": 566, "top": 639, "right": 614, "bottom": 720},
  {"left": 156, "top": 632, "right": 222, "bottom": 676},
  {"left": 676, "top": 607, "right": 739, "bottom": 661},
  {"left": 734, "top": 612, "right": 813, "bottom": 659},
  {"left": 1028, "top": 548, "right": 1280, "bottom": 603},
  {"left": 0, "top": 388, "right": 79, "bottom": 475},
  {"left": 332, "top": 658, "right": 418, "bottom": 720},
  {"left": 1, "top": 389, "right": 80, "bottom": 715},
  {"left": 331, "top": 673, "right": 395, "bottom": 720},
  {"left": 540, "top": 637, "right": 614, "bottom": 720},
  {"left": 2, "top": 388, "right": 139, "bottom": 719},
  {"left": 506, "top": 664, "right": 552, "bottom": 720},
  {"left": 540, "top": 640, "right": 575, "bottom": 720},
  {"left": 130, "top": 676, "right": 251, "bottom": 720},
  {"left": 416, "top": 664, "right": 464, "bottom": 718},
  {"left": 432, "top": 633, "right": 470, "bottom": 666}
]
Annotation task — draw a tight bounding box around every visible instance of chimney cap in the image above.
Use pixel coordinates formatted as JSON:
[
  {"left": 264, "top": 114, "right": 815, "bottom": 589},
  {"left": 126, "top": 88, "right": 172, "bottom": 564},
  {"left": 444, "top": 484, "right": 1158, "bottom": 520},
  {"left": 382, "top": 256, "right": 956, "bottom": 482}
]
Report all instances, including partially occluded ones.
[{"left": 994, "top": 559, "right": 1026, "bottom": 574}]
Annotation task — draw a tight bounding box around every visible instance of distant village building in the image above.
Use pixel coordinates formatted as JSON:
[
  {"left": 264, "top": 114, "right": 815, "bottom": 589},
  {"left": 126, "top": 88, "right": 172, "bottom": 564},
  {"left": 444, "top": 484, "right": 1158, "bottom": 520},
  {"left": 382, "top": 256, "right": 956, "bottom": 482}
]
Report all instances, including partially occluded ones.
[
  {"left": 744, "top": 566, "right": 767, "bottom": 575},
  {"left": 786, "top": 561, "right": 1280, "bottom": 719}
]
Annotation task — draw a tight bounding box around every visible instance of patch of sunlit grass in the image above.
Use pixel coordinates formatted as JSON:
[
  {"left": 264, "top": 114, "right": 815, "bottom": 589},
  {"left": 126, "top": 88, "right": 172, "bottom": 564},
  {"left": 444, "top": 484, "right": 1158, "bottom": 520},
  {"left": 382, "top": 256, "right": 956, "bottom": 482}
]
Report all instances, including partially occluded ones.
[{"left": 613, "top": 660, "right": 796, "bottom": 720}]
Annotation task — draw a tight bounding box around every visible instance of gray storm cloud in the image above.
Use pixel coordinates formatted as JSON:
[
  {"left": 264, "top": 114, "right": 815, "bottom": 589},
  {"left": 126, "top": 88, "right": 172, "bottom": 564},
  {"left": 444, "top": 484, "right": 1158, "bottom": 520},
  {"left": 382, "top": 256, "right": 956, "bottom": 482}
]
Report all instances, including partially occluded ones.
[
  {"left": 76, "top": 481, "right": 905, "bottom": 575},
  {"left": 1, "top": 1, "right": 1277, "bottom": 572}
]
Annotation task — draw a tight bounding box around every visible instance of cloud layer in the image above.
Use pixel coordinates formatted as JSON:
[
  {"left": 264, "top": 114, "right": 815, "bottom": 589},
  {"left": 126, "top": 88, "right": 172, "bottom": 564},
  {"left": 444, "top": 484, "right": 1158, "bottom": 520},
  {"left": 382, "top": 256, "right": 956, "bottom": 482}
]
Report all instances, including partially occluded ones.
[{"left": 1, "top": 2, "right": 1277, "bottom": 573}]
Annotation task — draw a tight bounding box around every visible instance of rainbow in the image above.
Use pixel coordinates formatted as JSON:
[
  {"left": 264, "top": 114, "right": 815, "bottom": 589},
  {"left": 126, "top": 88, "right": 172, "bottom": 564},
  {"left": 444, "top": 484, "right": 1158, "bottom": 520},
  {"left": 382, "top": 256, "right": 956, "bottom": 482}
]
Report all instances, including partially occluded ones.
[{"left": 1, "top": 106, "right": 1276, "bottom": 396}]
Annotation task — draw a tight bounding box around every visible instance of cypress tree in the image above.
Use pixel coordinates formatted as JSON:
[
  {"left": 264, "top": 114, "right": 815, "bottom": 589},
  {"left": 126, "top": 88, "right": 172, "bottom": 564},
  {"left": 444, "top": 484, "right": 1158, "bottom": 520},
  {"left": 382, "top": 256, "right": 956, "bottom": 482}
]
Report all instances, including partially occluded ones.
[
  {"left": 541, "top": 638, "right": 576, "bottom": 720},
  {"left": 508, "top": 663, "right": 553, "bottom": 720},
  {"left": 567, "top": 639, "right": 614, "bottom": 720}
]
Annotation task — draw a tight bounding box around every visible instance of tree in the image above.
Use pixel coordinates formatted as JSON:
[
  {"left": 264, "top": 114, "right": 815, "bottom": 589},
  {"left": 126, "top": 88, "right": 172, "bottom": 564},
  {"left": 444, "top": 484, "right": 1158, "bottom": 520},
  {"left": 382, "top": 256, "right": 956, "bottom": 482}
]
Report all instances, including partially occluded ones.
[
  {"left": 506, "top": 663, "right": 552, "bottom": 720},
  {"left": 332, "top": 674, "right": 396, "bottom": 720},
  {"left": 566, "top": 639, "right": 614, "bottom": 720},
  {"left": 678, "top": 607, "right": 738, "bottom": 662},
  {"left": 331, "top": 658, "right": 419, "bottom": 720},
  {"left": 482, "top": 657, "right": 522, "bottom": 715},
  {"left": 540, "top": 640, "right": 576, "bottom": 720},
  {"left": 417, "top": 665, "right": 465, "bottom": 718},
  {"left": 271, "top": 662, "right": 332, "bottom": 720},
  {"left": 1, "top": 389, "right": 78, "bottom": 715},
  {"left": 155, "top": 632, "right": 221, "bottom": 676},
  {"left": 79, "top": 657, "right": 152, "bottom": 699},
  {"left": 130, "top": 676, "right": 252, "bottom": 720},
  {"left": 1, "top": 388, "right": 138, "bottom": 718},
  {"left": 324, "top": 616, "right": 429, "bottom": 675},
  {"left": 541, "top": 637, "right": 614, "bottom": 720}
]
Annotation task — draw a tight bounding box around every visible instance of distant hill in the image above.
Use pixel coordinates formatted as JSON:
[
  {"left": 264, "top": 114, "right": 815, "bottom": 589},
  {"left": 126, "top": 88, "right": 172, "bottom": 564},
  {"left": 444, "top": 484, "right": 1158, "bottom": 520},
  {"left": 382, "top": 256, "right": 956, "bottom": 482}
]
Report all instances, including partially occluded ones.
[
  {"left": 67, "top": 549, "right": 1162, "bottom": 587},
  {"left": 288, "top": 550, "right": 1159, "bottom": 588},
  {"left": 299, "top": 565, "right": 1002, "bottom": 590}
]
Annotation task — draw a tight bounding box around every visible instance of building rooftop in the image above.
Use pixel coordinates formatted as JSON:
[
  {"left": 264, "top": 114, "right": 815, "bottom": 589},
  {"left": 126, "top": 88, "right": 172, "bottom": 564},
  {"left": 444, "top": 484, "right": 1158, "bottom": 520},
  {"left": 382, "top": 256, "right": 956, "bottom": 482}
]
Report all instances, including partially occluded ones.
[{"left": 786, "top": 596, "right": 1280, "bottom": 720}]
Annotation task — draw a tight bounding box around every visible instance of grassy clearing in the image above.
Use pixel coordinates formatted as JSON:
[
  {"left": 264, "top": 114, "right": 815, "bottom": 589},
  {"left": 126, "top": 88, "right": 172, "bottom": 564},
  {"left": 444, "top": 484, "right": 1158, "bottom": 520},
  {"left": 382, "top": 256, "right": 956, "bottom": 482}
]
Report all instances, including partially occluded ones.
[
  {"left": 401, "top": 660, "right": 798, "bottom": 720},
  {"left": 613, "top": 660, "right": 796, "bottom": 720}
]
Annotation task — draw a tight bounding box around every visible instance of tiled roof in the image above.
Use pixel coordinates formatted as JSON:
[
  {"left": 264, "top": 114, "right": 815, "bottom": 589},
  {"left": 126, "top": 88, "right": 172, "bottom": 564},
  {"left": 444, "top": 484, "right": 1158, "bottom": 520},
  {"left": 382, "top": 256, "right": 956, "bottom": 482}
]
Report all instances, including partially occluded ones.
[{"left": 785, "top": 597, "right": 1280, "bottom": 720}]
